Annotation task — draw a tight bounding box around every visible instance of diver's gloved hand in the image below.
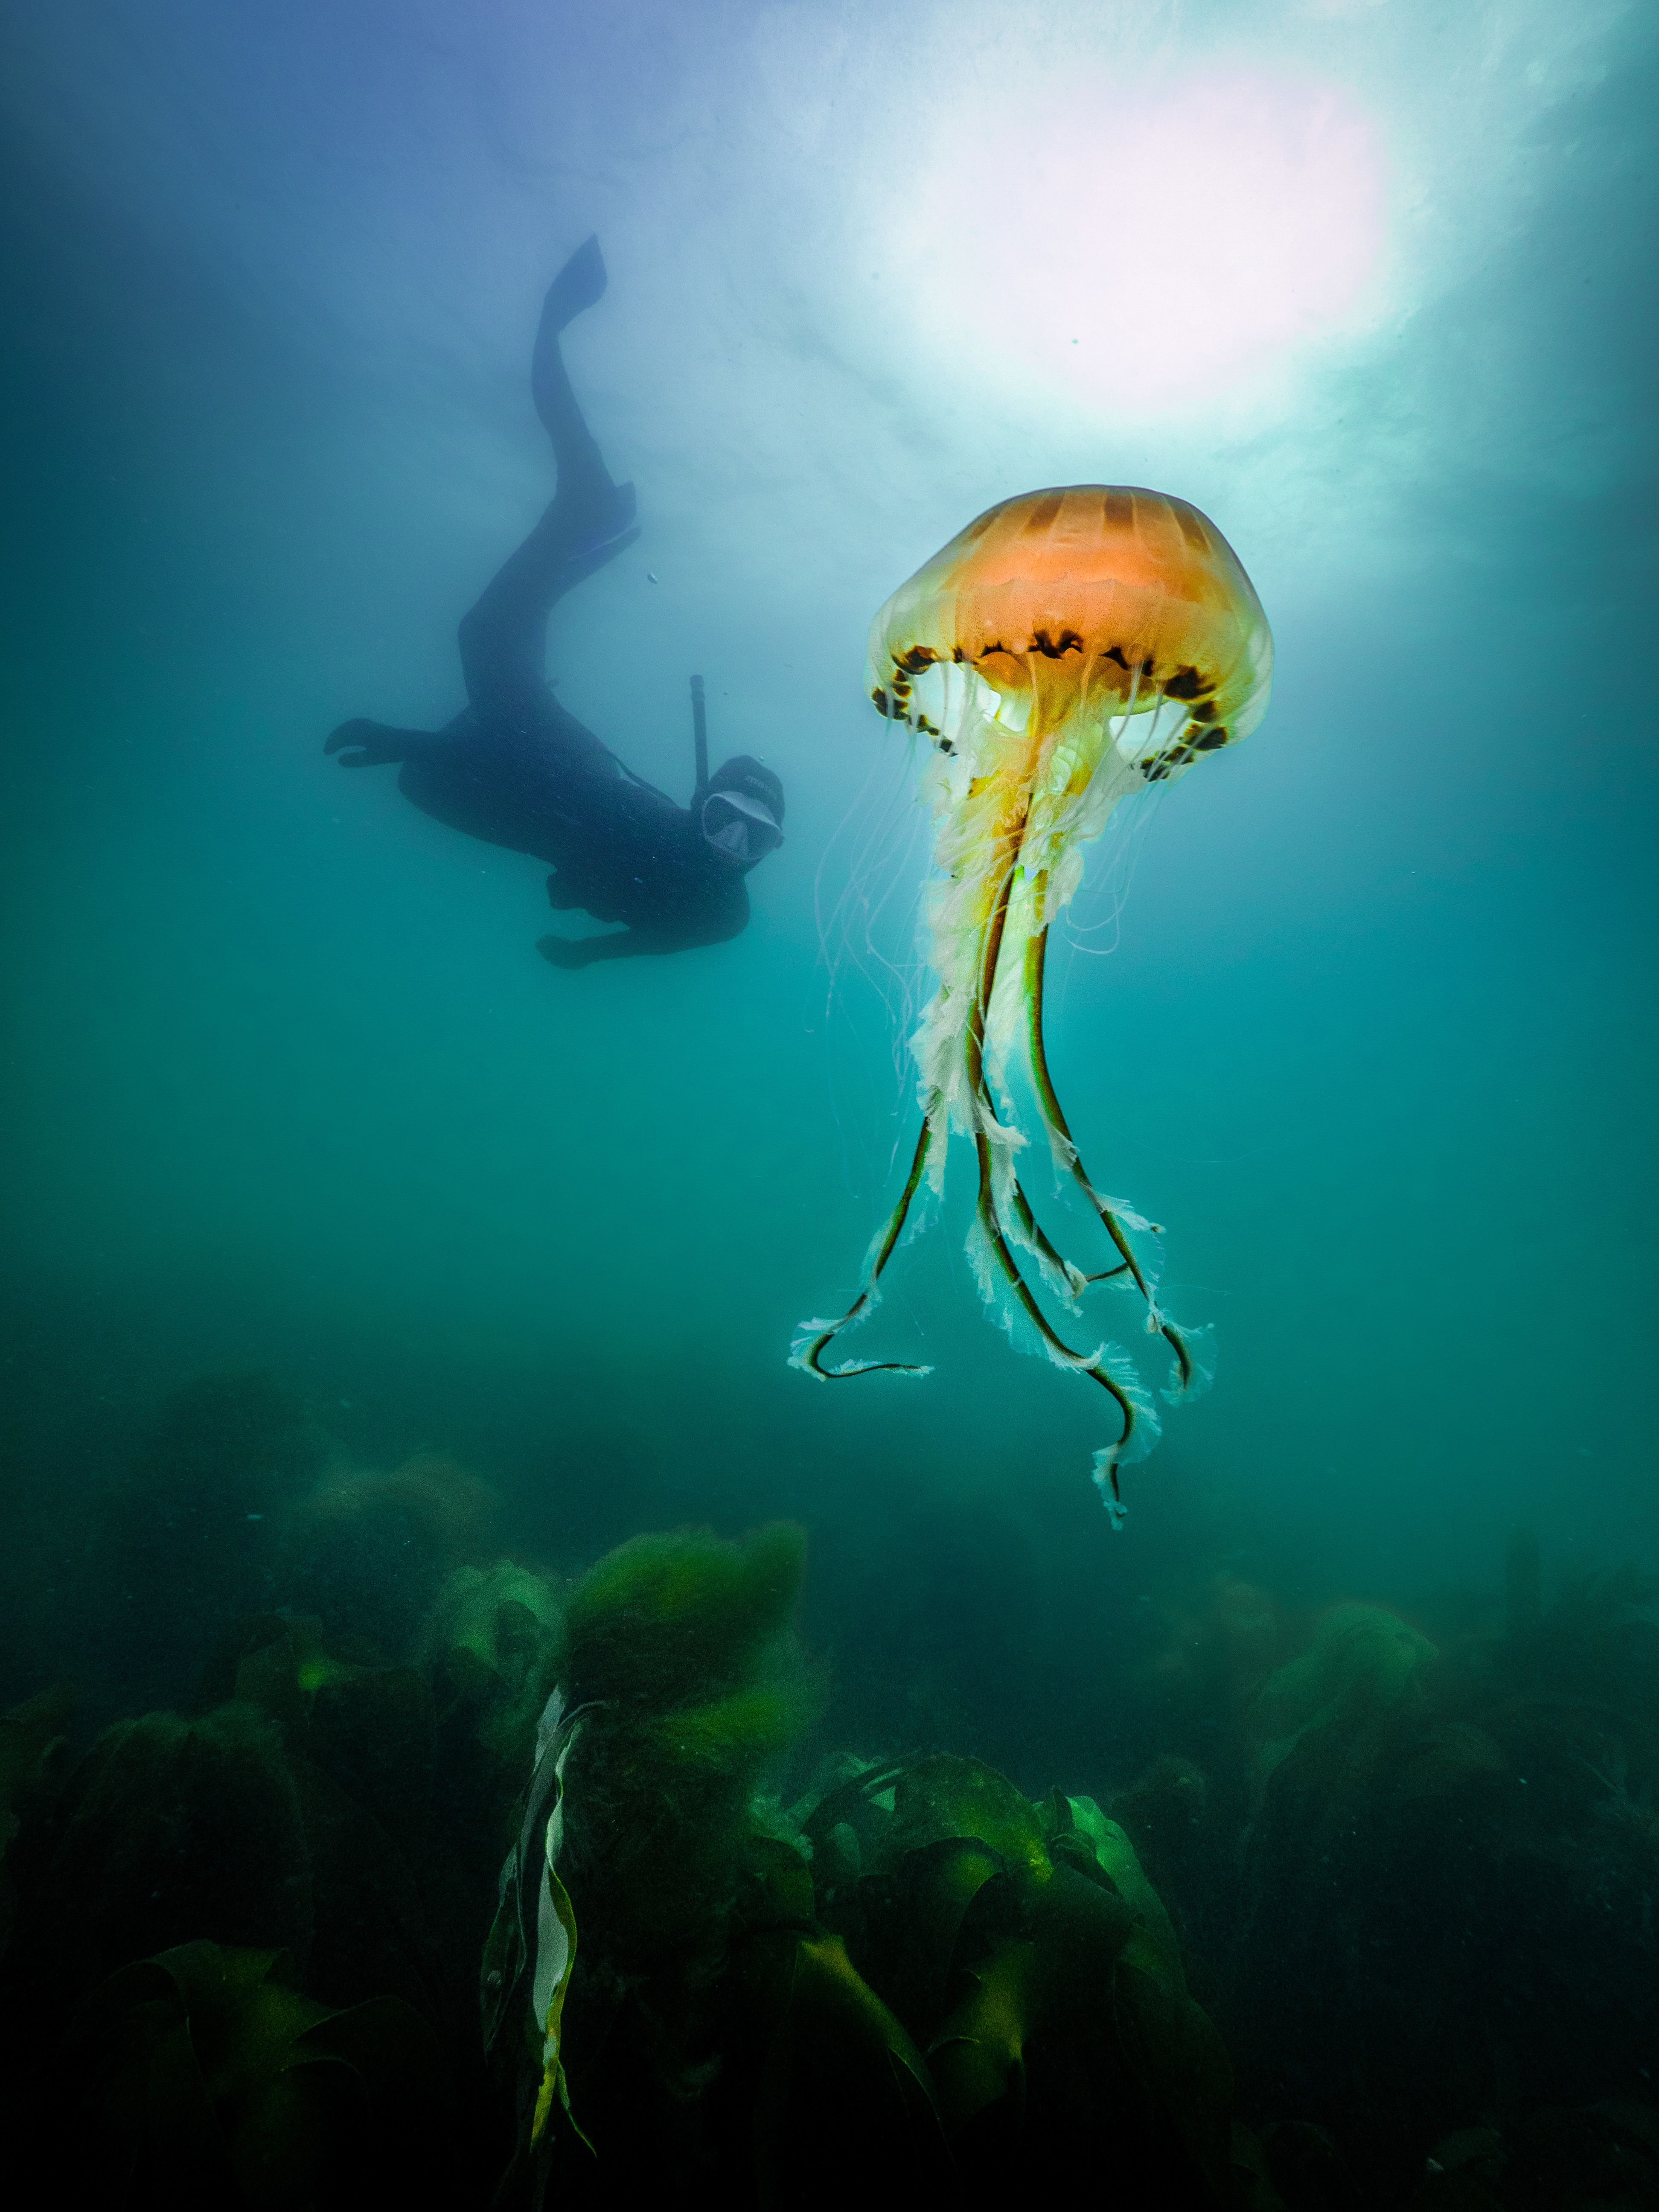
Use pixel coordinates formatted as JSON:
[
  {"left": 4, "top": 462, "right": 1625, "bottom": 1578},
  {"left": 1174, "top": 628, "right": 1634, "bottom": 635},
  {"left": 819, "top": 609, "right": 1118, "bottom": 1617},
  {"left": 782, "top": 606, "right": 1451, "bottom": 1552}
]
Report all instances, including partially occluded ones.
[
  {"left": 537, "top": 934, "right": 594, "bottom": 970},
  {"left": 325, "top": 719, "right": 403, "bottom": 768}
]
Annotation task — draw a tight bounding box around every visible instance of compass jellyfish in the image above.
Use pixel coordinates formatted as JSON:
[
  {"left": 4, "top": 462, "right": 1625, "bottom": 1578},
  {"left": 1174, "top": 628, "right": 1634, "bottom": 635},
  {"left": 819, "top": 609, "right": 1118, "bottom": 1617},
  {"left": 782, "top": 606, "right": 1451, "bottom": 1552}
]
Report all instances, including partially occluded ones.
[{"left": 791, "top": 485, "right": 1273, "bottom": 1522}]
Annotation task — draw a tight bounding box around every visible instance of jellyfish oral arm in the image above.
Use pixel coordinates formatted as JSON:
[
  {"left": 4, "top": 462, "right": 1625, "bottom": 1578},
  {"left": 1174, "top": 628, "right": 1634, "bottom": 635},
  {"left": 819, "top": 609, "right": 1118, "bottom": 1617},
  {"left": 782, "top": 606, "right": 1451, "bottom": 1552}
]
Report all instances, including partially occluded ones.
[
  {"left": 789, "top": 1118, "right": 937, "bottom": 1381},
  {"left": 795, "top": 678, "right": 1193, "bottom": 1511},
  {"left": 794, "top": 744, "right": 1173, "bottom": 1506}
]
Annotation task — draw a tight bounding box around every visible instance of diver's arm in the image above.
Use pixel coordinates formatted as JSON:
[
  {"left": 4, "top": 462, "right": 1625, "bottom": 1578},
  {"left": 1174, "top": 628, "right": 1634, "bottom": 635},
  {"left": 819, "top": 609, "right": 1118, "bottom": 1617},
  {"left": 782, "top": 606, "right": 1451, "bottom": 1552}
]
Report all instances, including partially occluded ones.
[
  {"left": 538, "top": 905, "right": 744, "bottom": 967},
  {"left": 538, "top": 928, "right": 674, "bottom": 968}
]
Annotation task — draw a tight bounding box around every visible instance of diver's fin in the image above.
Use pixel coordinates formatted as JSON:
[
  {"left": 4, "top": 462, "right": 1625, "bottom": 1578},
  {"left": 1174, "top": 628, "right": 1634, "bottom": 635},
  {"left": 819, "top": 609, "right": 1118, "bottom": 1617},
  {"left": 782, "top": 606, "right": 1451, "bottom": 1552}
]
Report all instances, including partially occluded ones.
[
  {"left": 553, "top": 522, "right": 640, "bottom": 597},
  {"left": 571, "top": 479, "right": 636, "bottom": 557},
  {"left": 543, "top": 235, "right": 607, "bottom": 333}
]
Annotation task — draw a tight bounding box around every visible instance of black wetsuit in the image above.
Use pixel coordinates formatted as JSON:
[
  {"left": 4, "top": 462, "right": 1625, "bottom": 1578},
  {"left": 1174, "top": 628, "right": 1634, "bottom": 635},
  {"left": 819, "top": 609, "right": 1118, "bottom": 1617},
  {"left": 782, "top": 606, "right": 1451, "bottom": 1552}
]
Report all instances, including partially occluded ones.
[
  {"left": 385, "top": 704, "right": 749, "bottom": 958},
  {"left": 328, "top": 240, "right": 751, "bottom": 966}
]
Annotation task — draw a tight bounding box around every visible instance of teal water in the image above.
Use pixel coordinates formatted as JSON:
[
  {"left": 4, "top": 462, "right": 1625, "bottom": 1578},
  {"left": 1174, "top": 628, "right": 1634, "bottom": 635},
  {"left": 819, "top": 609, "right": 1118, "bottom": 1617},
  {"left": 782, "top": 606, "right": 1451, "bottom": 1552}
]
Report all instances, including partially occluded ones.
[
  {"left": 0, "top": 5, "right": 1655, "bottom": 2196},
  {"left": 6, "top": 1, "right": 1653, "bottom": 1593}
]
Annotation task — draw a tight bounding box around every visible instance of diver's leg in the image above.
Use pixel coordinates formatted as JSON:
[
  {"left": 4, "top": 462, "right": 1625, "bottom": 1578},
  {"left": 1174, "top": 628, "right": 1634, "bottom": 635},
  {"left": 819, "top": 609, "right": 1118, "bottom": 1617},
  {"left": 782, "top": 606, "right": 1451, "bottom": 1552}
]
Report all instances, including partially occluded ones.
[
  {"left": 457, "top": 237, "right": 637, "bottom": 738},
  {"left": 527, "top": 235, "right": 637, "bottom": 552},
  {"left": 530, "top": 237, "right": 620, "bottom": 519}
]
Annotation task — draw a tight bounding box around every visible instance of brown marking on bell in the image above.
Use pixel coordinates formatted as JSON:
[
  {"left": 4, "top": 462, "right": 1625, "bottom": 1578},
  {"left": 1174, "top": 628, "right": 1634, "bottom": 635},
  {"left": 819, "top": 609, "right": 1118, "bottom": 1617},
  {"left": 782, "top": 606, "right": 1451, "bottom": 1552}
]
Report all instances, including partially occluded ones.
[
  {"left": 917, "top": 716, "right": 940, "bottom": 736},
  {"left": 871, "top": 688, "right": 892, "bottom": 717},
  {"left": 975, "top": 641, "right": 1012, "bottom": 661},
  {"left": 1163, "top": 665, "right": 1213, "bottom": 701},
  {"left": 896, "top": 645, "right": 938, "bottom": 675},
  {"left": 1169, "top": 499, "right": 1211, "bottom": 553},
  {"left": 1103, "top": 488, "right": 1135, "bottom": 530},
  {"left": 1188, "top": 699, "right": 1217, "bottom": 721},
  {"left": 952, "top": 647, "right": 968, "bottom": 662},
  {"left": 1031, "top": 627, "right": 1085, "bottom": 658},
  {"left": 1021, "top": 490, "right": 1065, "bottom": 534},
  {"left": 1193, "top": 727, "right": 1230, "bottom": 751},
  {"left": 1103, "top": 645, "right": 1130, "bottom": 670},
  {"left": 938, "top": 737, "right": 955, "bottom": 755}
]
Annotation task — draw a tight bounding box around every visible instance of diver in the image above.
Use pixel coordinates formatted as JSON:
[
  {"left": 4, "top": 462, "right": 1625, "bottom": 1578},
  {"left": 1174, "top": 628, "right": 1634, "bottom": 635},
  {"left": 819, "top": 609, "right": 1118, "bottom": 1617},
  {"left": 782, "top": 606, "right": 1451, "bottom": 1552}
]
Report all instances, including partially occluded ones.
[{"left": 325, "top": 237, "right": 785, "bottom": 968}]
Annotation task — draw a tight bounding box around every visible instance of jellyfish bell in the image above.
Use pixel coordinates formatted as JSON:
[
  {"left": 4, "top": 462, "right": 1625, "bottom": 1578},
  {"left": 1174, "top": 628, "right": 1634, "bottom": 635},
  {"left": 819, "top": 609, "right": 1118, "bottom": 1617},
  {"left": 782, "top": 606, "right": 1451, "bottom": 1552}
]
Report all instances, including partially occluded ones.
[
  {"left": 873, "top": 485, "right": 1270, "bottom": 752},
  {"left": 792, "top": 485, "right": 1272, "bottom": 1523}
]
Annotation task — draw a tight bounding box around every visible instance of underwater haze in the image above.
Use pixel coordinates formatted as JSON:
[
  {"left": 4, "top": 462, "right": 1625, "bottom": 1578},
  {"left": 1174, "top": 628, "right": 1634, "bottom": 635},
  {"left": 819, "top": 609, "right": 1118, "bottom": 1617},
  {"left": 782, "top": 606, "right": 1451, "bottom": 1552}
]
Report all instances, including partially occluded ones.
[
  {"left": 5, "top": 0, "right": 1654, "bottom": 1594},
  {"left": 1, "top": 3, "right": 1657, "bottom": 2203}
]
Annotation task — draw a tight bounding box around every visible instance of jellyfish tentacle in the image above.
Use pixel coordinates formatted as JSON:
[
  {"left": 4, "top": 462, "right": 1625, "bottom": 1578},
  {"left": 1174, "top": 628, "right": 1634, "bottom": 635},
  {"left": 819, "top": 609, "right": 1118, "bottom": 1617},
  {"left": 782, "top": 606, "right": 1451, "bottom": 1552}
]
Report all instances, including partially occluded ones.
[
  {"left": 1007, "top": 1179, "right": 1088, "bottom": 1301},
  {"left": 1023, "top": 922, "right": 1155, "bottom": 1297},
  {"left": 1162, "top": 1322, "right": 1195, "bottom": 1389},
  {"left": 790, "top": 1116, "right": 936, "bottom": 1380},
  {"left": 963, "top": 802, "right": 1093, "bottom": 1304},
  {"left": 1022, "top": 915, "right": 1204, "bottom": 1398},
  {"left": 972, "top": 1119, "right": 1148, "bottom": 1467},
  {"left": 959, "top": 814, "right": 1144, "bottom": 1478}
]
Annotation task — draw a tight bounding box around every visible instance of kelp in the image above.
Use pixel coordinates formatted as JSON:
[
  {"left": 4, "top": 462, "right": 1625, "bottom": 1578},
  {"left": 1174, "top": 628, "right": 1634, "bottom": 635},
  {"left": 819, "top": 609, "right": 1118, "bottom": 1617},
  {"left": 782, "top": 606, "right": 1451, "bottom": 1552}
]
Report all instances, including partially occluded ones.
[
  {"left": 768, "top": 1749, "right": 1251, "bottom": 2211},
  {"left": 0, "top": 1683, "right": 74, "bottom": 1963},
  {"left": 64, "top": 1938, "right": 446, "bottom": 2209},
  {"left": 0, "top": 1613, "right": 492, "bottom": 2206},
  {"left": 0, "top": 1612, "right": 471, "bottom": 2041},
  {"left": 746, "top": 1924, "right": 954, "bottom": 2211},
  {"left": 481, "top": 1525, "right": 822, "bottom": 2204},
  {"left": 1116, "top": 1553, "right": 1659, "bottom": 2203},
  {"left": 1248, "top": 1602, "right": 1437, "bottom": 1794},
  {"left": 15, "top": 1698, "right": 317, "bottom": 2012},
  {"left": 17, "top": 1508, "right": 1649, "bottom": 2212},
  {"left": 556, "top": 1523, "right": 818, "bottom": 1964},
  {"left": 457, "top": 1525, "right": 1260, "bottom": 2210},
  {"left": 560, "top": 1521, "right": 809, "bottom": 1717},
  {"left": 283, "top": 1455, "right": 498, "bottom": 1660},
  {"left": 420, "top": 1560, "right": 565, "bottom": 1772},
  {"left": 481, "top": 1686, "right": 591, "bottom": 2177}
]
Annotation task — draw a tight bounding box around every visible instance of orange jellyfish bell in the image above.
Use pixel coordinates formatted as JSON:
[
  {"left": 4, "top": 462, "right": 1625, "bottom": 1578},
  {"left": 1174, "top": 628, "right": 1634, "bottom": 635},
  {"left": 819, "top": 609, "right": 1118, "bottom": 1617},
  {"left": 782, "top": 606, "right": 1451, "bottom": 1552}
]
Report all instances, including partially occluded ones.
[{"left": 792, "top": 486, "right": 1272, "bottom": 1523}]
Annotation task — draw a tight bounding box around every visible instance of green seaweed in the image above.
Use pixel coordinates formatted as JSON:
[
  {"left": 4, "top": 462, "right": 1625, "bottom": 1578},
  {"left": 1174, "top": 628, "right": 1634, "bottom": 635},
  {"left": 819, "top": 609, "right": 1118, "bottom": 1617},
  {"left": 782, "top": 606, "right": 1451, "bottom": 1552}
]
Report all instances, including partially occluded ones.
[
  {"left": 473, "top": 1525, "right": 822, "bottom": 2203},
  {"left": 560, "top": 1522, "right": 807, "bottom": 1712},
  {"left": 557, "top": 1523, "right": 817, "bottom": 1962},
  {"left": 419, "top": 1560, "right": 565, "bottom": 1777}
]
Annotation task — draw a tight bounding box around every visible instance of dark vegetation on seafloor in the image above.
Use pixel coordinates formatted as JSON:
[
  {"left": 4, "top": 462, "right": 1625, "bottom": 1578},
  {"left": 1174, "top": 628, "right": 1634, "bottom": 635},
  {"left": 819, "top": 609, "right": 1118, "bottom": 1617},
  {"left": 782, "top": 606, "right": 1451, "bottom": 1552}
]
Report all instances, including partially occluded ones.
[{"left": 0, "top": 1377, "right": 1653, "bottom": 2209}]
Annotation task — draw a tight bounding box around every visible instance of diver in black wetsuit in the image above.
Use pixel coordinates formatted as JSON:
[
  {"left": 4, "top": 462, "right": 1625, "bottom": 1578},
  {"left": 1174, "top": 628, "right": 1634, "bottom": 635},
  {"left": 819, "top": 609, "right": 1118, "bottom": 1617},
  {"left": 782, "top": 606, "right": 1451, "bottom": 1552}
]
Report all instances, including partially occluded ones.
[{"left": 325, "top": 237, "right": 784, "bottom": 969}]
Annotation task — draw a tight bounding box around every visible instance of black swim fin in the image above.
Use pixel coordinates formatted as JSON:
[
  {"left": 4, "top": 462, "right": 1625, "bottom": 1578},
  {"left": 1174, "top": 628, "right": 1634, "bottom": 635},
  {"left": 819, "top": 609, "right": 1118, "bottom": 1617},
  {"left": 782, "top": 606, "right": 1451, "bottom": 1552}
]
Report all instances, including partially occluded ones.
[{"left": 543, "top": 235, "right": 607, "bottom": 333}]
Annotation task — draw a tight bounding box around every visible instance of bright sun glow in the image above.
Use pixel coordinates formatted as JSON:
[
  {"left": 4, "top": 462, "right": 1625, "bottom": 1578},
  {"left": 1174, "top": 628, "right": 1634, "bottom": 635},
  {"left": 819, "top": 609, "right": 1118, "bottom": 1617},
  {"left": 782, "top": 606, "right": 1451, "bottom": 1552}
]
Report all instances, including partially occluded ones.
[{"left": 885, "top": 68, "right": 1388, "bottom": 415}]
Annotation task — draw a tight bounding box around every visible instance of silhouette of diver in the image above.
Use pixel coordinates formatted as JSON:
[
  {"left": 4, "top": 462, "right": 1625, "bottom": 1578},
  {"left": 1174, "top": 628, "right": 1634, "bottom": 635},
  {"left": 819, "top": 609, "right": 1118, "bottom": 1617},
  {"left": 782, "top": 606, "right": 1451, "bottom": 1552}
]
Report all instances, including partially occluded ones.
[{"left": 326, "top": 237, "right": 784, "bottom": 968}]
